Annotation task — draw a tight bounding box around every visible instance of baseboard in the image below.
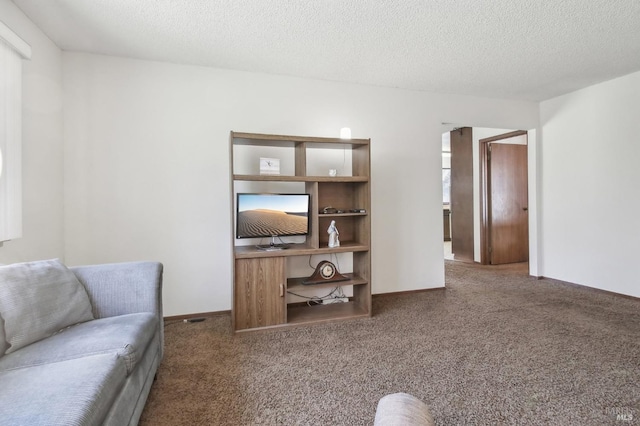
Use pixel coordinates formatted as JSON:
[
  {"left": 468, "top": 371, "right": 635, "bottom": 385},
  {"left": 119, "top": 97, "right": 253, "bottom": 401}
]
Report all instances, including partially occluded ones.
[
  {"left": 164, "top": 311, "right": 230, "bottom": 322},
  {"left": 538, "top": 277, "right": 639, "bottom": 301},
  {"left": 164, "top": 289, "right": 447, "bottom": 320},
  {"left": 162, "top": 277, "right": 637, "bottom": 325},
  {"left": 372, "top": 287, "right": 445, "bottom": 298}
]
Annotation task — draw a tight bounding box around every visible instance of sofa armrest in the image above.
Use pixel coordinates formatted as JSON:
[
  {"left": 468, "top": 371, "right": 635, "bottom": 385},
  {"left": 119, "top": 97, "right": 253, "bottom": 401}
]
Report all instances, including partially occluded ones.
[{"left": 70, "top": 261, "right": 164, "bottom": 357}]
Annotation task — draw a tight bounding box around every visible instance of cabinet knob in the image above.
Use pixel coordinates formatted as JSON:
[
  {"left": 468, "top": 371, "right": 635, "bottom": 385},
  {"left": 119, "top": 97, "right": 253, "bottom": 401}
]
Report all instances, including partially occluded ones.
[{"left": 279, "top": 283, "right": 284, "bottom": 297}]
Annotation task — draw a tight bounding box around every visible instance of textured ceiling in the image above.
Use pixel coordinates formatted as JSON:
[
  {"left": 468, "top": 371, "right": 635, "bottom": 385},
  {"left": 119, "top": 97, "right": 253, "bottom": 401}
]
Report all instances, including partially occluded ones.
[{"left": 11, "top": 0, "right": 640, "bottom": 101}]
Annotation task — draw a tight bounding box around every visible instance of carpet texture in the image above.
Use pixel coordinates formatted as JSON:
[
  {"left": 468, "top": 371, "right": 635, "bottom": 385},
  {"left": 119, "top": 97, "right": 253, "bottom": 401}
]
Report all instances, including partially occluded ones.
[{"left": 140, "top": 261, "right": 640, "bottom": 425}]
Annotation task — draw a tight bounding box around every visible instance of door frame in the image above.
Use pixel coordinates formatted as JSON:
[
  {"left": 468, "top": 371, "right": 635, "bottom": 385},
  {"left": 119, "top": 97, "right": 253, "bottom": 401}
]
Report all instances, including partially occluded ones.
[
  {"left": 450, "top": 127, "right": 475, "bottom": 262},
  {"left": 479, "top": 130, "right": 528, "bottom": 265}
]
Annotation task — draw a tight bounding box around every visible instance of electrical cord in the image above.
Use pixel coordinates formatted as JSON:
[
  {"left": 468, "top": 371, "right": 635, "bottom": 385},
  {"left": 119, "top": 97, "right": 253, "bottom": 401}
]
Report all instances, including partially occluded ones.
[
  {"left": 287, "top": 286, "right": 346, "bottom": 306},
  {"left": 332, "top": 252, "right": 341, "bottom": 272},
  {"left": 259, "top": 235, "right": 288, "bottom": 246},
  {"left": 164, "top": 318, "right": 206, "bottom": 327}
]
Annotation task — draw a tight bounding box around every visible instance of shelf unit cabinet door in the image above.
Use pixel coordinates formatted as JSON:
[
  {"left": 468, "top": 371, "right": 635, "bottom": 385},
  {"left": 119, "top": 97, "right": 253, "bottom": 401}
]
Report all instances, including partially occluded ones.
[{"left": 234, "top": 257, "right": 286, "bottom": 330}]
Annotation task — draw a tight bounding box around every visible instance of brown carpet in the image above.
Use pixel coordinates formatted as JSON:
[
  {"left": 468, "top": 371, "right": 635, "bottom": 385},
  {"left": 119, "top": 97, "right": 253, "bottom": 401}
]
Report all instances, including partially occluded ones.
[{"left": 139, "top": 261, "right": 640, "bottom": 425}]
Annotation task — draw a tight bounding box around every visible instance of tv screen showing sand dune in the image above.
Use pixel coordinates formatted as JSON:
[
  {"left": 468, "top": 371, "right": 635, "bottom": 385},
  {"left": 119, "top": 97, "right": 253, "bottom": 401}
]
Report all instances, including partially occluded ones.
[
  {"left": 237, "top": 209, "right": 308, "bottom": 238},
  {"left": 236, "top": 193, "right": 310, "bottom": 238}
]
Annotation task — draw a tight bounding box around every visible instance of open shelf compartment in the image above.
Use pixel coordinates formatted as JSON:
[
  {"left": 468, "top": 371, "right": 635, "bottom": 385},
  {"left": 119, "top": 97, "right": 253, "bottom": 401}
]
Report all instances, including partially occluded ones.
[{"left": 287, "top": 302, "right": 370, "bottom": 325}]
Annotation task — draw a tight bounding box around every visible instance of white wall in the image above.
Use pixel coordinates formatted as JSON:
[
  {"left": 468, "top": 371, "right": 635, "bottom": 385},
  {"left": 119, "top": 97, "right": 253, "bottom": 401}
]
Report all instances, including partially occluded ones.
[
  {"left": 540, "top": 71, "right": 640, "bottom": 298},
  {"left": 5, "top": 0, "right": 637, "bottom": 316},
  {"left": 0, "top": 0, "right": 64, "bottom": 264},
  {"left": 62, "top": 52, "right": 538, "bottom": 316}
]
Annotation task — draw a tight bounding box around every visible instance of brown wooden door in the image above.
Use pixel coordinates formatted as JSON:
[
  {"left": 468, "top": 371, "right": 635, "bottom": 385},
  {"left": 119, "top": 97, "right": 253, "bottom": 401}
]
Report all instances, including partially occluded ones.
[
  {"left": 450, "top": 127, "right": 474, "bottom": 262},
  {"left": 234, "top": 257, "right": 286, "bottom": 330},
  {"left": 489, "top": 143, "right": 528, "bottom": 264}
]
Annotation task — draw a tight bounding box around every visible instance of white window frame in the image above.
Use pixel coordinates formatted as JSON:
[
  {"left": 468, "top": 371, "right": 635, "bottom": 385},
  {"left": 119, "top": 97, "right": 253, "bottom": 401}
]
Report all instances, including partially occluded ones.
[{"left": 0, "top": 21, "right": 31, "bottom": 244}]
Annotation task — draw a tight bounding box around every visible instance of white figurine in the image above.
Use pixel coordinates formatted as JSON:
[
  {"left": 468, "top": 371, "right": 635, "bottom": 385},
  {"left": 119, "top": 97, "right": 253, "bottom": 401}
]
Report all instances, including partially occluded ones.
[{"left": 327, "top": 220, "right": 340, "bottom": 248}]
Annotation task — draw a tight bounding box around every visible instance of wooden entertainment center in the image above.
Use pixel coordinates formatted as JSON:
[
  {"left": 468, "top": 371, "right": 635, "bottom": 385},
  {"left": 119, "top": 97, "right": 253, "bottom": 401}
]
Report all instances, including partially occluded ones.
[{"left": 230, "top": 132, "right": 372, "bottom": 332}]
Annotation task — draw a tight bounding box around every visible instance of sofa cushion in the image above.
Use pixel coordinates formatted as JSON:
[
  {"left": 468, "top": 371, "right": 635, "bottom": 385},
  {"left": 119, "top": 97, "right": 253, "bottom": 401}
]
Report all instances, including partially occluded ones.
[
  {"left": 0, "top": 353, "right": 127, "bottom": 426},
  {"left": 0, "top": 312, "right": 157, "bottom": 376},
  {"left": 0, "top": 259, "right": 94, "bottom": 354}
]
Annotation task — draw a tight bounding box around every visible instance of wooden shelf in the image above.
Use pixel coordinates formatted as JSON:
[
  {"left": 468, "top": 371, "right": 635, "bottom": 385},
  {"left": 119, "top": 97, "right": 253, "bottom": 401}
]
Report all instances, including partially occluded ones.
[
  {"left": 318, "top": 212, "right": 368, "bottom": 218},
  {"left": 287, "top": 302, "right": 370, "bottom": 325},
  {"left": 233, "top": 174, "right": 369, "bottom": 182},
  {"left": 287, "top": 274, "right": 368, "bottom": 292},
  {"left": 234, "top": 242, "right": 369, "bottom": 259},
  {"left": 231, "top": 131, "right": 371, "bottom": 332},
  {"left": 232, "top": 131, "right": 370, "bottom": 146}
]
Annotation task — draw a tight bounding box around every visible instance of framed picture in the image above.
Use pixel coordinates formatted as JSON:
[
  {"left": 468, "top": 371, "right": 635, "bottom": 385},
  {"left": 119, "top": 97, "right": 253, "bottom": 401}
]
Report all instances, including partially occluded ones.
[{"left": 259, "top": 157, "right": 280, "bottom": 175}]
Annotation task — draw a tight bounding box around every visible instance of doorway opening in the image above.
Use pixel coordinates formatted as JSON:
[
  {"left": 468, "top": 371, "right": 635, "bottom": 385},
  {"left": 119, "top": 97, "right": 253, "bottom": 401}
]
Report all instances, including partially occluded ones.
[{"left": 441, "top": 126, "right": 530, "bottom": 267}]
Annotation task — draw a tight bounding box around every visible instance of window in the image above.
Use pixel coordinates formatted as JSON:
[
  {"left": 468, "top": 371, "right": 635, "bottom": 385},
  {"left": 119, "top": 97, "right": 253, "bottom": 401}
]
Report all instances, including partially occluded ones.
[
  {"left": 442, "top": 132, "right": 451, "bottom": 204},
  {"left": 0, "top": 22, "right": 31, "bottom": 244},
  {"left": 442, "top": 168, "right": 451, "bottom": 204}
]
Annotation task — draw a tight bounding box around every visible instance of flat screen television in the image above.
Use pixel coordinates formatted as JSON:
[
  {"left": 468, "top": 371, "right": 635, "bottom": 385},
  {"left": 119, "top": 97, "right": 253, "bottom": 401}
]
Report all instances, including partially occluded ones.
[{"left": 235, "top": 193, "right": 310, "bottom": 242}]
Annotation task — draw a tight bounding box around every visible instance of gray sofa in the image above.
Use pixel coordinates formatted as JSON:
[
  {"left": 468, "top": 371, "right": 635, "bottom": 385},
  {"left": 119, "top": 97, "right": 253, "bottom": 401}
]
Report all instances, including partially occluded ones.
[{"left": 0, "top": 260, "right": 163, "bottom": 426}]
